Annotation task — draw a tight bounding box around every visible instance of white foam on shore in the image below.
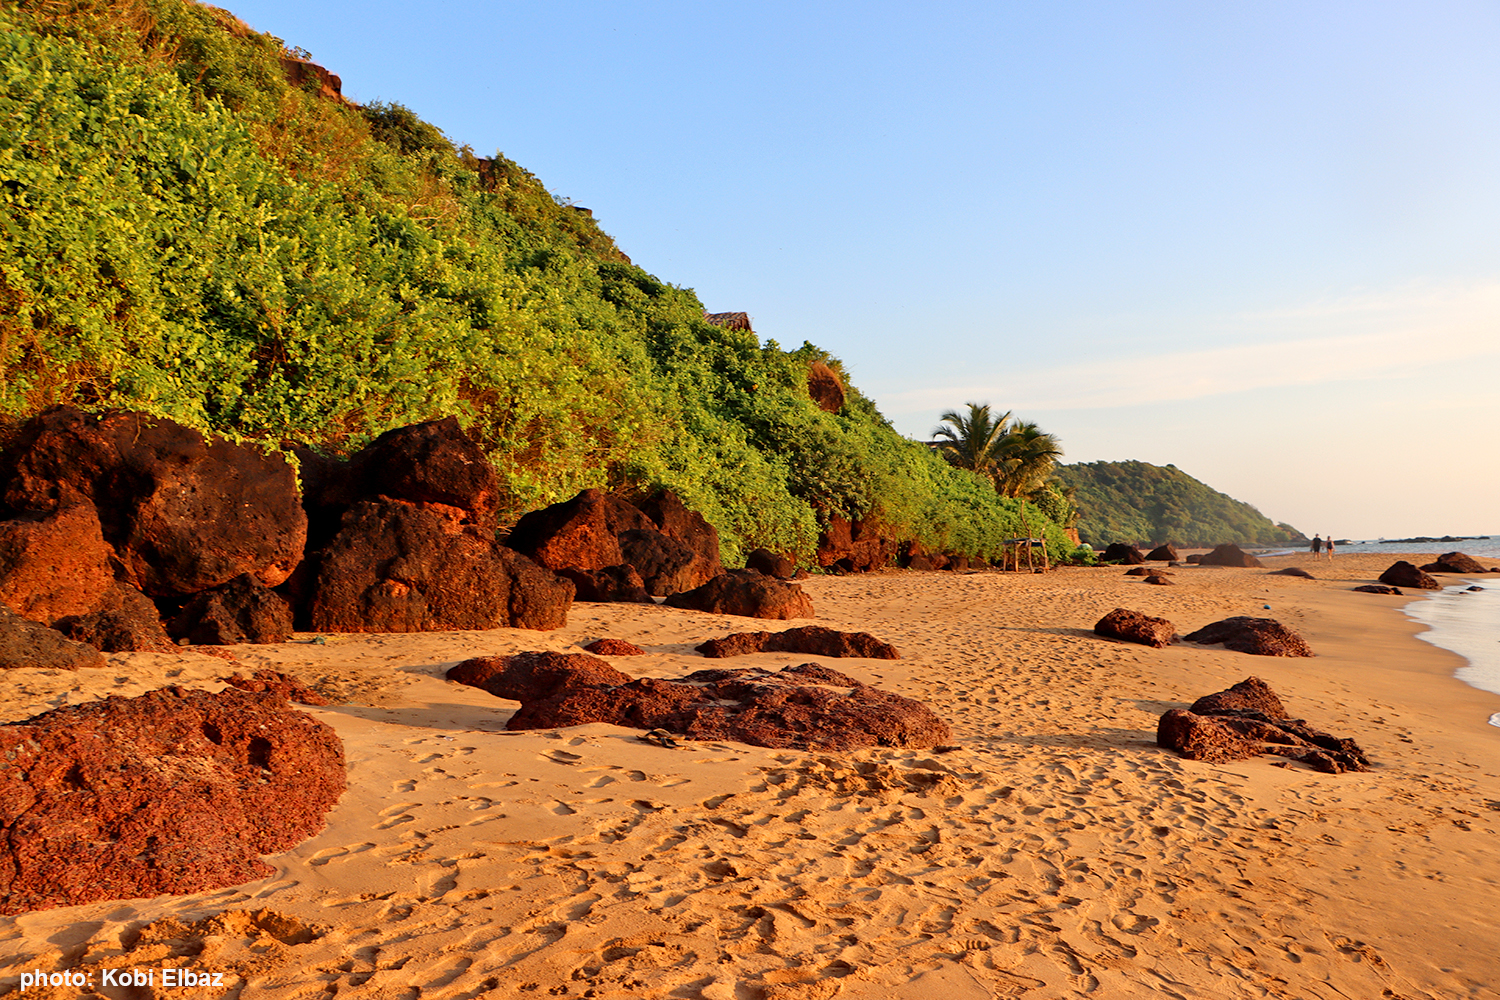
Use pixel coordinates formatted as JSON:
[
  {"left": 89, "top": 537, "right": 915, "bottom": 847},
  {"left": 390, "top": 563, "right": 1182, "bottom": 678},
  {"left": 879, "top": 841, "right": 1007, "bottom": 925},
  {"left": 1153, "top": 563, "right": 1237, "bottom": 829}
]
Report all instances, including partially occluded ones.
[{"left": 1405, "top": 581, "right": 1500, "bottom": 726}]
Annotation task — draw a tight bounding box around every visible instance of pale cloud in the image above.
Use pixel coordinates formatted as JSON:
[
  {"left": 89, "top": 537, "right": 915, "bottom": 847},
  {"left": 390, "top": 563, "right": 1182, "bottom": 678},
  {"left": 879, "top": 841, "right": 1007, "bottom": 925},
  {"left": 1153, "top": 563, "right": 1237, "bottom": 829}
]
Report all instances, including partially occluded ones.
[{"left": 879, "top": 279, "right": 1500, "bottom": 414}]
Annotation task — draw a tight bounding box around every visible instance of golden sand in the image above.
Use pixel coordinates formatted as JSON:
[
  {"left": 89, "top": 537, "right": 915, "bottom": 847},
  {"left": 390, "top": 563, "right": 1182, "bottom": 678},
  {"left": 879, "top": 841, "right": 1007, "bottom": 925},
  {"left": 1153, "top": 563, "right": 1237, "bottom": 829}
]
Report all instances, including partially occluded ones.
[{"left": 0, "top": 552, "right": 1496, "bottom": 999}]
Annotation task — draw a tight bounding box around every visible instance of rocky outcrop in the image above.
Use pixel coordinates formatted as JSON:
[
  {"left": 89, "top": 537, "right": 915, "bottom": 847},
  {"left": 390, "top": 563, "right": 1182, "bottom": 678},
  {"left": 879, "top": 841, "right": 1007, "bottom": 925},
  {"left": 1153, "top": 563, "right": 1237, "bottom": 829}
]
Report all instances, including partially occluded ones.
[
  {"left": 1421, "top": 552, "right": 1490, "bottom": 574},
  {"left": 311, "top": 499, "right": 572, "bottom": 632},
  {"left": 0, "top": 686, "right": 345, "bottom": 914},
  {"left": 350, "top": 418, "right": 501, "bottom": 529},
  {"left": 745, "top": 547, "right": 795, "bottom": 580},
  {"left": 1094, "top": 608, "right": 1176, "bottom": 648},
  {"left": 806, "top": 361, "right": 846, "bottom": 413},
  {"left": 663, "top": 570, "right": 815, "bottom": 620},
  {"left": 1197, "top": 543, "right": 1263, "bottom": 568},
  {"left": 446, "top": 653, "right": 950, "bottom": 751},
  {"left": 0, "top": 505, "right": 114, "bottom": 625},
  {"left": 169, "top": 575, "right": 293, "bottom": 646},
  {"left": 1378, "top": 561, "right": 1440, "bottom": 591},
  {"left": 1184, "top": 617, "right": 1312, "bottom": 657},
  {"left": 1269, "top": 567, "right": 1315, "bottom": 579},
  {"left": 0, "top": 604, "right": 105, "bottom": 671},
  {"left": 1158, "top": 677, "right": 1368, "bottom": 773},
  {"left": 1101, "top": 543, "right": 1145, "bottom": 565},
  {"left": 1145, "top": 544, "right": 1178, "bottom": 562},
  {"left": 1, "top": 407, "right": 306, "bottom": 597},
  {"left": 53, "top": 584, "right": 171, "bottom": 653},
  {"left": 696, "top": 625, "right": 899, "bottom": 659},
  {"left": 582, "top": 638, "right": 646, "bottom": 656},
  {"left": 1353, "top": 584, "right": 1403, "bottom": 595},
  {"left": 1144, "top": 573, "right": 1174, "bottom": 585}
]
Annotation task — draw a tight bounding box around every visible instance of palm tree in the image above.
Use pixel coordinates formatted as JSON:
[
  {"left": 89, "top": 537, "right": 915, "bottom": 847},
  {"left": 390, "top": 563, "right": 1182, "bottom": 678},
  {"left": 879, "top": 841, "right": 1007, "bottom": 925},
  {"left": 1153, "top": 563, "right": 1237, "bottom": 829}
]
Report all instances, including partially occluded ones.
[
  {"left": 932, "top": 403, "right": 1013, "bottom": 477},
  {"left": 992, "top": 420, "right": 1063, "bottom": 498}
]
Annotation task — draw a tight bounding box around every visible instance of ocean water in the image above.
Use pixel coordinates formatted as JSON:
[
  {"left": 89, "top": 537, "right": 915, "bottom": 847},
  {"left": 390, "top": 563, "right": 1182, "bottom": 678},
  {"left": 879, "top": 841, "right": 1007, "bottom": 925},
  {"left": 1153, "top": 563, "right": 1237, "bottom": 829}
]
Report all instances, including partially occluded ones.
[
  {"left": 1404, "top": 578, "right": 1500, "bottom": 728},
  {"left": 1327, "top": 536, "right": 1500, "bottom": 560}
]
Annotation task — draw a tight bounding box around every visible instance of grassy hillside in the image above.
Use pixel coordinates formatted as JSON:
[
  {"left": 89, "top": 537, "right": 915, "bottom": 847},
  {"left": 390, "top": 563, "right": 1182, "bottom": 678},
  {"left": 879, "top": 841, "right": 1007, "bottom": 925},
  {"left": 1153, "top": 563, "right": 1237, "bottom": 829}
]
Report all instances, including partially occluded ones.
[
  {"left": 1055, "top": 460, "right": 1305, "bottom": 548},
  {"left": 0, "top": 0, "right": 1078, "bottom": 565}
]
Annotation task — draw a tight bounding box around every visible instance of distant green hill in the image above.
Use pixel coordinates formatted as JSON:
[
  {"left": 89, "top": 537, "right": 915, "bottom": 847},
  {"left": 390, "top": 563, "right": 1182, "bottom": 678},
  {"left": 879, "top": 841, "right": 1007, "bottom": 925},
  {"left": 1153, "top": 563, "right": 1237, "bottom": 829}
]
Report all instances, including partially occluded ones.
[
  {"left": 0, "top": 0, "right": 1079, "bottom": 565},
  {"left": 1053, "top": 461, "right": 1305, "bottom": 548}
]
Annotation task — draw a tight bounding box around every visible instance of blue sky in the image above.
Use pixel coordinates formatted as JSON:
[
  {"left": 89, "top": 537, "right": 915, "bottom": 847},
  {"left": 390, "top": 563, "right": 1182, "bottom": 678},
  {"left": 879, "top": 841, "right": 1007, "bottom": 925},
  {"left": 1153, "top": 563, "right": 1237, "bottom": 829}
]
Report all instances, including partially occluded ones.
[{"left": 227, "top": 0, "right": 1500, "bottom": 538}]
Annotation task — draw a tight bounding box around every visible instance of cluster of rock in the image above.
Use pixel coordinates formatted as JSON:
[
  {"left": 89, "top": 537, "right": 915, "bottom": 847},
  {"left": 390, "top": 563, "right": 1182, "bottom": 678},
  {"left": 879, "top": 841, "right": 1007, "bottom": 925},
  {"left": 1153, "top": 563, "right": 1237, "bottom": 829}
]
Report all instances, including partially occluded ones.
[
  {"left": 1124, "top": 566, "right": 1173, "bottom": 585},
  {"left": 0, "top": 408, "right": 829, "bottom": 655},
  {"left": 1094, "top": 609, "right": 1313, "bottom": 656},
  {"left": 446, "top": 651, "right": 949, "bottom": 751},
  {"left": 0, "top": 685, "right": 345, "bottom": 914},
  {"left": 1156, "top": 677, "right": 1369, "bottom": 773}
]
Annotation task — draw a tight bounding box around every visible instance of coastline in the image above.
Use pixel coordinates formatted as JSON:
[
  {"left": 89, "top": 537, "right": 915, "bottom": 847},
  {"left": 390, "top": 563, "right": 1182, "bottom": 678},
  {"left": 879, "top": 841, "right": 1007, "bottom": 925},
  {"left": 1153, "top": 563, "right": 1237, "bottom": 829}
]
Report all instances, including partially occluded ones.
[{"left": 0, "top": 553, "right": 1497, "bottom": 998}]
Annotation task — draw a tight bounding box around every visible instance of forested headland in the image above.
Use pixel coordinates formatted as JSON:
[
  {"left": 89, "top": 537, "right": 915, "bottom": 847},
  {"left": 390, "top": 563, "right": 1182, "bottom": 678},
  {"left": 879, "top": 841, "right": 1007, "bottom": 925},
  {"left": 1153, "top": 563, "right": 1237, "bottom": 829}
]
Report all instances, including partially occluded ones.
[
  {"left": 0, "top": 0, "right": 1079, "bottom": 565},
  {"left": 1054, "top": 460, "right": 1305, "bottom": 549}
]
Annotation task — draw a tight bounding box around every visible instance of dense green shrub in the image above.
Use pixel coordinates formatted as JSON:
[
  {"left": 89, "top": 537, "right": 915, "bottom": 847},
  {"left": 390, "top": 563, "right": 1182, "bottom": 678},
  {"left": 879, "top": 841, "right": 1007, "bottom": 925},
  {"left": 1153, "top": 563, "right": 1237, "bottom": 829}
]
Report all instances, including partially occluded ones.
[{"left": 0, "top": 0, "right": 1083, "bottom": 567}]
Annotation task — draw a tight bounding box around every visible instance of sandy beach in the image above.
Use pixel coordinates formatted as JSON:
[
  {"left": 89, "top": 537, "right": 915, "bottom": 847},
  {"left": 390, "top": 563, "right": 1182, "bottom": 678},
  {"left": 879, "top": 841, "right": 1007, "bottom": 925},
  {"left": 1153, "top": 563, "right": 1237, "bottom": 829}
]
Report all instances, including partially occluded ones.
[{"left": 0, "top": 552, "right": 1496, "bottom": 999}]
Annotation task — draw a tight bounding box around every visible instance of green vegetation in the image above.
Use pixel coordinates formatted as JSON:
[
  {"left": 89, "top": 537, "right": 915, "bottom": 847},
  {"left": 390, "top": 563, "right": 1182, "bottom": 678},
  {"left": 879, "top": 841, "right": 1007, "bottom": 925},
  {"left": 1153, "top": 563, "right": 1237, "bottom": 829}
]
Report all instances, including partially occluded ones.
[
  {"left": 1054, "top": 460, "right": 1305, "bottom": 548},
  {"left": 0, "top": 0, "right": 1080, "bottom": 566}
]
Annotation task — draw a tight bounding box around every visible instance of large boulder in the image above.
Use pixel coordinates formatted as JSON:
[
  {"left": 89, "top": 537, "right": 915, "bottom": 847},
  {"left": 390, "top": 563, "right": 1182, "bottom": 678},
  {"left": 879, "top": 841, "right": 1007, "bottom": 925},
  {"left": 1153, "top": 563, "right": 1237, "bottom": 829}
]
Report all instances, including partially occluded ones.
[
  {"left": 618, "top": 528, "right": 698, "bottom": 597},
  {"left": 0, "top": 505, "right": 114, "bottom": 625},
  {"left": 496, "top": 547, "right": 575, "bottom": 631},
  {"left": 1094, "top": 608, "right": 1176, "bottom": 648},
  {"left": 352, "top": 417, "right": 500, "bottom": 528},
  {"left": 559, "top": 564, "right": 653, "bottom": 604},
  {"left": 0, "top": 686, "right": 345, "bottom": 915},
  {"left": 506, "top": 488, "right": 654, "bottom": 575},
  {"left": 1, "top": 408, "right": 306, "bottom": 597},
  {"left": 1421, "top": 552, "right": 1489, "bottom": 574},
  {"left": 1184, "top": 617, "right": 1313, "bottom": 657},
  {"left": 506, "top": 488, "right": 720, "bottom": 597},
  {"left": 745, "top": 547, "right": 795, "bottom": 580},
  {"left": 1101, "top": 543, "right": 1145, "bottom": 565},
  {"left": 634, "top": 488, "right": 723, "bottom": 590},
  {"left": 311, "top": 499, "right": 572, "bottom": 632},
  {"left": 1378, "top": 561, "right": 1440, "bottom": 590},
  {"left": 663, "top": 570, "right": 815, "bottom": 619},
  {"left": 1145, "top": 544, "right": 1178, "bottom": 562},
  {"left": 1197, "top": 543, "right": 1263, "bottom": 568},
  {"left": 53, "top": 584, "right": 171, "bottom": 652},
  {"left": 0, "top": 603, "right": 106, "bottom": 671},
  {"left": 696, "top": 625, "right": 900, "bottom": 659},
  {"left": 447, "top": 653, "right": 950, "bottom": 751},
  {"left": 168, "top": 575, "right": 293, "bottom": 646},
  {"left": 1158, "top": 677, "right": 1368, "bottom": 773}
]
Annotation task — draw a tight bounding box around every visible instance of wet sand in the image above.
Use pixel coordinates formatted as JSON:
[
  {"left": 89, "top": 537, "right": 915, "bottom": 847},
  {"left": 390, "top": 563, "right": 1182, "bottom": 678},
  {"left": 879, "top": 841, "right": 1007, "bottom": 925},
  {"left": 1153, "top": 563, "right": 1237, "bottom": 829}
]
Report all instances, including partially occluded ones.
[{"left": 1, "top": 552, "right": 1497, "bottom": 999}]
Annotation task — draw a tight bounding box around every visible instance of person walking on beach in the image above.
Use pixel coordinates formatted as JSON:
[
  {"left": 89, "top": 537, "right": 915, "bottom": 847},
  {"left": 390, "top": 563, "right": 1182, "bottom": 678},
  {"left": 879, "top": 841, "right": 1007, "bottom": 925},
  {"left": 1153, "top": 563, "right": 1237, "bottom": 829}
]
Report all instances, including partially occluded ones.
[
  {"left": 1326, "top": 536, "right": 1335, "bottom": 559},
  {"left": 1311, "top": 534, "right": 1323, "bottom": 560}
]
